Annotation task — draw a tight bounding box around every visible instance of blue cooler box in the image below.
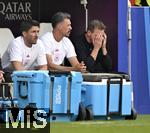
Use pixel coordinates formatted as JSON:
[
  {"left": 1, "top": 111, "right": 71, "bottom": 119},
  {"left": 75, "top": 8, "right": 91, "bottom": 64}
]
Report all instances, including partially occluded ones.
[
  {"left": 12, "top": 71, "right": 50, "bottom": 109},
  {"left": 81, "top": 73, "right": 132, "bottom": 119},
  {"left": 12, "top": 71, "right": 83, "bottom": 122},
  {"left": 49, "top": 71, "right": 83, "bottom": 121}
]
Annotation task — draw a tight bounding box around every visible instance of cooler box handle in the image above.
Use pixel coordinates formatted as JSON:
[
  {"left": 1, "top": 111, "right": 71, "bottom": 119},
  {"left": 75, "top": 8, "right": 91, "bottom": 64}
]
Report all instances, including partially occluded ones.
[
  {"left": 107, "top": 77, "right": 123, "bottom": 116},
  {"left": 13, "top": 73, "right": 35, "bottom": 80},
  {"left": 18, "top": 81, "right": 28, "bottom": 99}
]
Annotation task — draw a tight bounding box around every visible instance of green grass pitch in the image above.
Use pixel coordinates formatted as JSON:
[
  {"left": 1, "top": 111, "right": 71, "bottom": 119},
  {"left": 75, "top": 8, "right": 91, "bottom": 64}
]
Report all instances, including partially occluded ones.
[{"left": 50, "top": 115, "right": 150, "bottom": 133}]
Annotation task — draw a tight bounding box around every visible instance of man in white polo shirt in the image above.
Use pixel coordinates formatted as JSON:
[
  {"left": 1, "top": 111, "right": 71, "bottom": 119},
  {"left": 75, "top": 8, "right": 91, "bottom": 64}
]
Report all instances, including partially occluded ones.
[
  {"left": 2, "top": 20, "right": 47, "bottom": 81},
  {"left": 40, "top": 12, "right": 86, "bottom": 72},
  {"left": 2, "top": 20, "right": 47, "bottom": 71}
]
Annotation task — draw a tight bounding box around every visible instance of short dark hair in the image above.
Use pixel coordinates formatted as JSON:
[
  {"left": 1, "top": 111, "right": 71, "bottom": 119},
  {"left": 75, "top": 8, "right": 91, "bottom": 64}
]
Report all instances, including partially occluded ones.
[
  {"left": 20, "top": 19, "right": 40, "bottom": 33},
  {"left": 51, "top": 12, "right": 71, "bottom": 28},
  {"left": 87, "top": 20, "right": 106, "bottom": 32}
]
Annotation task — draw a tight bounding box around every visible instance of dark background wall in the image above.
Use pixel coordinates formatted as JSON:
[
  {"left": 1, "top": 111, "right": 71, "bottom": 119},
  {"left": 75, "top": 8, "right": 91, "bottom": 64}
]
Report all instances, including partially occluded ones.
[{"left": 0, "top": 0, "right": 118, "bottom": 71}]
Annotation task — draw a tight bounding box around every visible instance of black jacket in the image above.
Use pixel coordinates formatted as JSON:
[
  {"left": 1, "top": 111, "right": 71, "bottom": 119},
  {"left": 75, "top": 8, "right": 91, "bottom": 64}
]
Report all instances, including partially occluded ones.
[{"left": 72, "top": 34, "right": 112, "bottom": 73}]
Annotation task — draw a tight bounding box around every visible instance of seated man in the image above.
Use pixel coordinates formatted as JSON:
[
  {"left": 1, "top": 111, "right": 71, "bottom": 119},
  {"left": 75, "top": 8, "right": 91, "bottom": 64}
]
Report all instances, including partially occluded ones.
[
  {"left": 40, "top": 12, "right": 86, "bottom": 72},
  {"left": 72, "top": 20, "right": 112, "bottom": 73},
  {"left": 2, "top": 19, "right": 47, "bottom": 82}
]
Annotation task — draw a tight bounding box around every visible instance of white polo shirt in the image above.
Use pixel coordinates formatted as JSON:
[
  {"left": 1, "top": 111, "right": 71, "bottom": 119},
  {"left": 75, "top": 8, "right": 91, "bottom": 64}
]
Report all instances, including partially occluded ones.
[
  {"left": 40, "top": 32, "right": 76, "bottom": 65},
  {"left": 2, "top": 36, "right": 47, "bottom": 70}
]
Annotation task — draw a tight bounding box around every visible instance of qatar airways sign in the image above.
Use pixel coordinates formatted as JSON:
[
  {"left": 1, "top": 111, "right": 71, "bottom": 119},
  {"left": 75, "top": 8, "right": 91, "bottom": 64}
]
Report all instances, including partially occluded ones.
[{"left": 0, "top": 0, "right": 39, "bottom": 20}]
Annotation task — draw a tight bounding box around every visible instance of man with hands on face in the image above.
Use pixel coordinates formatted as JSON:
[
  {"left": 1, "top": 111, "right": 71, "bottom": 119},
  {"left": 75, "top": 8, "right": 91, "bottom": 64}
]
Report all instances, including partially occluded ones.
[{"left": 72, "top": 19, "right": 112, "bottom": 73}]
